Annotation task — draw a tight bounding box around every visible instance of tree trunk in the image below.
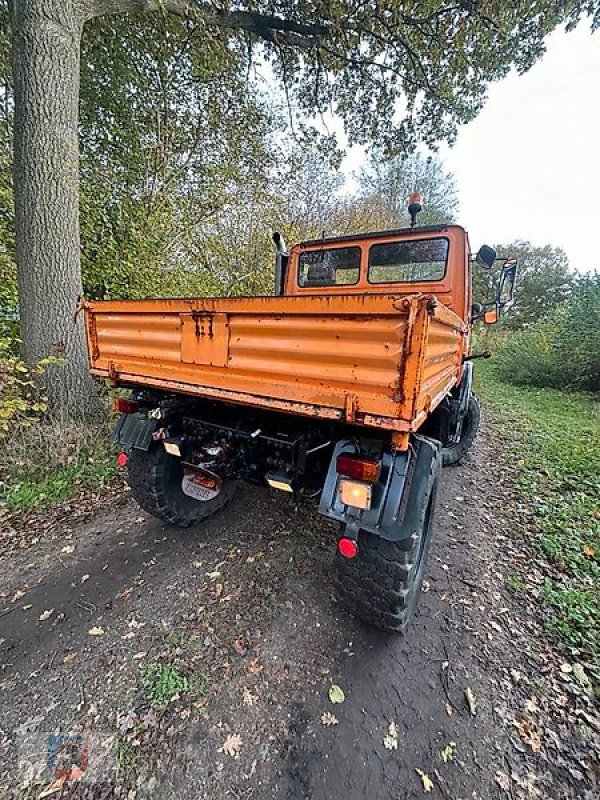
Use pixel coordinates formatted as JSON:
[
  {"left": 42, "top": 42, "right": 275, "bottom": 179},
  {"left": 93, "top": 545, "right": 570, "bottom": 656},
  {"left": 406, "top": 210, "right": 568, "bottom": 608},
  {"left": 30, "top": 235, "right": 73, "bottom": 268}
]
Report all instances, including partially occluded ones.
[{"left": 12, "top": 0, "right": 100, "bottom": 418}]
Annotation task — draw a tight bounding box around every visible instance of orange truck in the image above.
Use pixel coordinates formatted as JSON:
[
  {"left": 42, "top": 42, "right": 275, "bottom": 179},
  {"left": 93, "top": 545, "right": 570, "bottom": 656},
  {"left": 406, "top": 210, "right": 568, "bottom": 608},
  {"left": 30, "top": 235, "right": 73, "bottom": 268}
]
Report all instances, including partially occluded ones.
[{"left": 84, "top": 198, "right": 516, "bottom": 633}]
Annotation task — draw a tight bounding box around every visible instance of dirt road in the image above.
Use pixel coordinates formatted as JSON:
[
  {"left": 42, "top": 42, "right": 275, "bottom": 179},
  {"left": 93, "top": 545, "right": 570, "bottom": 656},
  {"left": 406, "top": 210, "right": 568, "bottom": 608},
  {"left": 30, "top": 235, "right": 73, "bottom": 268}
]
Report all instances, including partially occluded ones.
[{"left": 1, "top": 427, "right": 597, "bottom": 799}]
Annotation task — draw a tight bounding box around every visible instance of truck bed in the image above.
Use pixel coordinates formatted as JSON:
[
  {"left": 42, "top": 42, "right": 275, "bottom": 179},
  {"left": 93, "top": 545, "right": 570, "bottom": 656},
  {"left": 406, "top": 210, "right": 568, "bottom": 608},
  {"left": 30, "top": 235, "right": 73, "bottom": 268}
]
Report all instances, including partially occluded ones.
[{"left": 84, "top": 293, "right": 467, "bottom": 434}]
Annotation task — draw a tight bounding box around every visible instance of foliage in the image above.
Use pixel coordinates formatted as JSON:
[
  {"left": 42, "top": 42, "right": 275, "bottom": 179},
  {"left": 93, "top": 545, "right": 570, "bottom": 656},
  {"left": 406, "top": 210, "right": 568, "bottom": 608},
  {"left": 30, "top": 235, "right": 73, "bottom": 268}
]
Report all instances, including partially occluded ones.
[
  {"left": 262, "top": 0, "right": 599, "bottom": 154},
  {"left": 78, "top": 13, "right": 277, "bottom": 300},
  {"left": 0, "top": 334, "right": 55, "bottom": 434},
  {"left": 472, "top": 241, "right": 574, "bottom": 329},
  {"left": 142, "top": 662, "right": 189, "bottom": 708},
  {"left": 0, "top": 413, "right": 118, "bottom": 512},
  {"left": 477, "top": 363, "right": 600, "bottom": 664},
  {"left": 493, "top": 274, "right": 600, "bottom": 391},
  {"left": 357, "top": 152, "right": 458, "bottom": 228}
]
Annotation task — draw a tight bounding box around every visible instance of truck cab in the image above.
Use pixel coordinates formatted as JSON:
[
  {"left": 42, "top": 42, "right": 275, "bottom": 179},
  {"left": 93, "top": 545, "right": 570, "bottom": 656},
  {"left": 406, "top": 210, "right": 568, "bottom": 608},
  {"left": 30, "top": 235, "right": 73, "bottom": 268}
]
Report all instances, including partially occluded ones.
[{"left": 284, "top": 224, "right": 473, "bottom": 324}]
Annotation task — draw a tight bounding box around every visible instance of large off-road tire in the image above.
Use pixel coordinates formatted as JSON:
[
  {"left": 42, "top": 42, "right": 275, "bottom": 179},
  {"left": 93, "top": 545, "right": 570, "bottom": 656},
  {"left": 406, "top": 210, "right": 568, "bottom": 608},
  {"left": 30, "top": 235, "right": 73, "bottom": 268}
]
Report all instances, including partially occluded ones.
[
  {"left": 334, "top": 443, "right": 441, "bottom": 634},
  {"left": 442, "top": 393, "right": 481, "bottom": 467},
  {"left": 127, "top": 445, "right": 235, "bottom": 527}
]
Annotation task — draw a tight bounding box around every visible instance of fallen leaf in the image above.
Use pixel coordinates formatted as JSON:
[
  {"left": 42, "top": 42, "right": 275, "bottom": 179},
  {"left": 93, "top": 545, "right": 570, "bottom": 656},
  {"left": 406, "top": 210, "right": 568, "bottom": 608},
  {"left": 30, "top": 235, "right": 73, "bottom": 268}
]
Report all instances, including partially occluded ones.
[
  {"left": 494, "top": 770, "right": 511, "bottom": 792},
  {"left": 383, "top": 721, "right": 399, "bottom": 750},
  {"left": 582, "top": 544, "right": 596, "bottom": 557},
  {"left": 242, "top": 687, "right": 258, "bottom": 706},
  {"left": 132, "top": 651, "right": 147, "bottom": 660},
  {"left": 39, "top": 609, "right": 54, "bottom": 621},
  {"left": 80, "top": 574, "right": 90, "bottom": 584},
  {"left": 572, "top": 663, "right": 591, "bottom": 688},
  {"left": 513, "top": 718, "right": 542, "bottom": 753},
  {"left": 464, "top": 686, "right": 477, "bottom": 715},
  {"left": 233, "top": 638, "right": 248, "bottom": 655},
  {"left": 445, "top": 703, "right": 454, "bottom": 716},
  {"left": 22, "top": 604, "right": 32, "bottom": 611},
  {"left": 321, "top": 711, "right": 339, "bottom": 726},
  {"left": 11, "top": 588, "right": 26, "bottom": 603},
  {"left": 440, "top": 742, "right": 456, "bottom": 763},
  {"left": 329, "top": 684, "right": 345, "bottom": 704},
  {"left": 38, "top": 778, "right": 65, "bottom": 798},
  {"left": 63, "top": 652, "right": 78, "bottom": 663},
  {"left": 219, "top": 733, "right": 242, "bottom": 758},
  {"left": 525, "top": 696, "right": 538, "bottom": 714},
  {"left": 247, "top": 658, "right": 263, "bottom": 675},
  {"left": 415, "top": 769, "right": 434, "bottom": 793},
  {"left": 61, "top": 545, "right": 75, "bottom": 554},
  {"left": 88, "top": 626, "right": 105, "bottom": 636}
]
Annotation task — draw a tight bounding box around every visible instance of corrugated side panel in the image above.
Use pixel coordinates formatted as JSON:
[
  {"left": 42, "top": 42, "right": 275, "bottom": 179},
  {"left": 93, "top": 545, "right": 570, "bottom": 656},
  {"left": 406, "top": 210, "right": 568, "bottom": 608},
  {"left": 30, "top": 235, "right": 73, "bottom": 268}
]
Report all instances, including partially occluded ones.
[
  {"left": 416, "top": 310, "right": 464, "bottom": 417},
  {"left": 87, "top": 295, "right": 410, "bottom": 422}
]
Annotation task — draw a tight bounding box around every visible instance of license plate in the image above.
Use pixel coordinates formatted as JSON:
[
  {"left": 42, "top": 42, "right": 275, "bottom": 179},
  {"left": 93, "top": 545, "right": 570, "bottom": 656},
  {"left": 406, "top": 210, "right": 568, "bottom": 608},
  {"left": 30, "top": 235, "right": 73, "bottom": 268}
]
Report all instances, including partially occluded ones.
[{"left": 181, "top": 469, "right": 222, "bottom": 502}]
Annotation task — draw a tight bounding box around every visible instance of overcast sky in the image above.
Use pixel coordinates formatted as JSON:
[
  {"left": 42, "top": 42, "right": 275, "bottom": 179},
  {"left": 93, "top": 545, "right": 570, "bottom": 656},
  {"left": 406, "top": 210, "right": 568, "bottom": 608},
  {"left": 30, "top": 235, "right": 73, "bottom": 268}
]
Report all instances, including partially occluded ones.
[{"left": 342, "top": 23, "right": 599, "bottom": 271}]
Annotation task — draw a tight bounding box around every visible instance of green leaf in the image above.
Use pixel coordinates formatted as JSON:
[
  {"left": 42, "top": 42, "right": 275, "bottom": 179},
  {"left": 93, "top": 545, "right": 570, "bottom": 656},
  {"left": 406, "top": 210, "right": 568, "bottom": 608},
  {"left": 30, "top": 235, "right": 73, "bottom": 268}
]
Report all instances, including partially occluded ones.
[{"left": 328, "top": 684, "right": 345, "bottom": 704}]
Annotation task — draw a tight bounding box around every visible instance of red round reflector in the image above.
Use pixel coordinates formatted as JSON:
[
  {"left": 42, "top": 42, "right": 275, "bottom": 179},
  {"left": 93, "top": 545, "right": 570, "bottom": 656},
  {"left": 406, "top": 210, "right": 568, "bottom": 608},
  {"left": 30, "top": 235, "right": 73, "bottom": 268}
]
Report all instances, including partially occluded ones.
[
  {"left": 338, "top": 537, "right": 358, "bottom": 559},
  {"left": 117, "top": 452, "right": 129, "bottom": 468}
]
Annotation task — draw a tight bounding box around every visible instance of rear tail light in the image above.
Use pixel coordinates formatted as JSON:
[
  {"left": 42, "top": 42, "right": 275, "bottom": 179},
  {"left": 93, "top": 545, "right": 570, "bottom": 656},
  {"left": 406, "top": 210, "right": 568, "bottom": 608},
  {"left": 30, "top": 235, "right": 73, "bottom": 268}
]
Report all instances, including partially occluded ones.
[
  {"left": 336, "top": 454, "right": 381, "bottom": 483},
  {"left": 114, "top": 397, "right": 138, "bottom": 414},
  {"left": 338, "top": 537, "right": 358, "bottom": 558},
  {"left": 338, "top": 479, "right": 372, "bottom": 510}
]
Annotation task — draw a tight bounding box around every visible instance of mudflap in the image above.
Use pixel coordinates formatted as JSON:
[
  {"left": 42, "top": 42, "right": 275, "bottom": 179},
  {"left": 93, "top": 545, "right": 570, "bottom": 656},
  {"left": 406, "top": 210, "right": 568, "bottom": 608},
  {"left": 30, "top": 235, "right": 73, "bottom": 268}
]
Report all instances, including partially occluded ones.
[
  {"left": 319, "top": 434, "right": 441, "bottom": 542},
  {"left": 114, "top": 412, "right": 158, "bottom": 451}
]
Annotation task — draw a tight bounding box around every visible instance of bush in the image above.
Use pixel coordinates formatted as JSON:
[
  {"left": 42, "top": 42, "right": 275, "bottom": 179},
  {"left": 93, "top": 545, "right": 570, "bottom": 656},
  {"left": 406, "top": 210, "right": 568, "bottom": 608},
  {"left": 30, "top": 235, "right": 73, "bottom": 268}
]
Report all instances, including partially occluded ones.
[
  {"left": 0, "top": 333, "right": 53, "bottom": 434},
  {"left": 495, "top": 275, "right": 600, "bottom": 391},
  {"left": 0, "top": 329, "right": 118, "bottom": 514}
]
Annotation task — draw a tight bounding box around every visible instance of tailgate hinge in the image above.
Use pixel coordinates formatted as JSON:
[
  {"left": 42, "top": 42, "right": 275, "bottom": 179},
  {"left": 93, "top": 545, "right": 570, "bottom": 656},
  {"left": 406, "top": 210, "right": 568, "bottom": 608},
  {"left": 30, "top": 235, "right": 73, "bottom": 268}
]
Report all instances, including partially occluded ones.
[{"left": 344, "top": 394, "right": 359, "bottom": 422}]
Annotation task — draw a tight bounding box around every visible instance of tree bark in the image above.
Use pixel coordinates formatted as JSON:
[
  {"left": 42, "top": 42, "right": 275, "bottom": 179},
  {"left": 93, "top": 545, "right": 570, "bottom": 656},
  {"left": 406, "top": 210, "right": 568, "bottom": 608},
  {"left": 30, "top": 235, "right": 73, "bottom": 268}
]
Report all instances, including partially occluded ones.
[{"left": 12, "top": 0, "right": 100, "bottom": 417}]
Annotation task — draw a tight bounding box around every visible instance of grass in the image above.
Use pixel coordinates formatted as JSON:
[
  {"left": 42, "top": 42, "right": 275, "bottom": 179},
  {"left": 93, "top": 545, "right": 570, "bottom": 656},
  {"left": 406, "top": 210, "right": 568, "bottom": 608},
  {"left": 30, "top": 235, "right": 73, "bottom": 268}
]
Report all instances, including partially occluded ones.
[
  {"left": 141, "top": 663, "right": 189, "bottom": 708},
  {"left": 0, "top": 418, "right": 118, "bottom": 513},
  {"left": 476, "top": 362, "right": 599, "bottom": 664},
  {"left": 116, "top": 738, "right": 141, "bottom": 779}
]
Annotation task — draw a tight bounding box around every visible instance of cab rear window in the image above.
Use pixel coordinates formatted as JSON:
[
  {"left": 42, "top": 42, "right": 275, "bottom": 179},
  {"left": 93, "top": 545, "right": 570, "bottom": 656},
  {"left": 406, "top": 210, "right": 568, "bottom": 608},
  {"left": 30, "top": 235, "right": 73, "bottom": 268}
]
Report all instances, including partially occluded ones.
[
  {"left": 368, "top": 238, "right": 449, "bottom": 283},
  {"left": 298, "top": 247, "right": 361, "bottom": 287}
]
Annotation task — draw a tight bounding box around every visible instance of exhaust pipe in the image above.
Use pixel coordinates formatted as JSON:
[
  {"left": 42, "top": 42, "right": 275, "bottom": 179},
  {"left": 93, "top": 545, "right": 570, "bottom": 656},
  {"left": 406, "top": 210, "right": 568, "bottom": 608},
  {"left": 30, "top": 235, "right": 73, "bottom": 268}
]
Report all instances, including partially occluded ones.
[{"left": 272, "top": 231, "right": 289, "bottom": 296}]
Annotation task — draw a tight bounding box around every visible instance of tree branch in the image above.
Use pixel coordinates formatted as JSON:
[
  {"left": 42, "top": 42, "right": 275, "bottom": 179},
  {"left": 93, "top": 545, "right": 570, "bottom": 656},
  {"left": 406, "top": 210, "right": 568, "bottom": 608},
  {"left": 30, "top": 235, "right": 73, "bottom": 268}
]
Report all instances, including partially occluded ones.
[{"left": 83, "top": 0, "right": 329, "bottom": 47}]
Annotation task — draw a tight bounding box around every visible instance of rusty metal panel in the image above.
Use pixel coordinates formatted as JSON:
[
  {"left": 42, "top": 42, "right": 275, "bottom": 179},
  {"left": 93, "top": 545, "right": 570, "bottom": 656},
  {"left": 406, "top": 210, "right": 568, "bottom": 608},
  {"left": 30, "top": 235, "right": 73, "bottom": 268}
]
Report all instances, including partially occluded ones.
[
  {"left": 180, "top": 313, "right": 229, "bottom": 366},
  {"left": 85, "top": 293, "right": 465, "bottom": 433},
  {"left": 416, "top": 307, "right": 465, "bottom": 418}
]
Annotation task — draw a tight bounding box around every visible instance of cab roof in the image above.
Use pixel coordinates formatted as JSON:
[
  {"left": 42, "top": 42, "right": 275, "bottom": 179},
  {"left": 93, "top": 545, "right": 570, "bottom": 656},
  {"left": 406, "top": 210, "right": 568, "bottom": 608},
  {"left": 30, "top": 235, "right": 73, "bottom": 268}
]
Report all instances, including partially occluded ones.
[{"left": 296, "top": 223, "right": 464, "bottom": 249}]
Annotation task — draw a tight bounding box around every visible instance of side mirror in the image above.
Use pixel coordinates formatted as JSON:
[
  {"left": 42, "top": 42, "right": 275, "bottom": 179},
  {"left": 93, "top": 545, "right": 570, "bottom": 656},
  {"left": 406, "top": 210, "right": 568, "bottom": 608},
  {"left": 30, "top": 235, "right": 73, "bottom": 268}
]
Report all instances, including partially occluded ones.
[
  {"left": 484, "top": 308, "right": 499, "bottom": 325},
  {"left": 476, "top": 244, "right": 497, "bottom": 270},
  {"left": 497, "top": 258, "right": 517, "bottom": 307}
]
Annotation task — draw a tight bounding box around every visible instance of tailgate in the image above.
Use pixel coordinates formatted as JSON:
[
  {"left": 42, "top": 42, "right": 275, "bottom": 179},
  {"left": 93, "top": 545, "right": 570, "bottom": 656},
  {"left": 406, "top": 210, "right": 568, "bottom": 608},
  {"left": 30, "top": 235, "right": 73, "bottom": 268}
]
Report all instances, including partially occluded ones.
[{"left": 85, "top": 294, "right": 465, "bottom": 430}]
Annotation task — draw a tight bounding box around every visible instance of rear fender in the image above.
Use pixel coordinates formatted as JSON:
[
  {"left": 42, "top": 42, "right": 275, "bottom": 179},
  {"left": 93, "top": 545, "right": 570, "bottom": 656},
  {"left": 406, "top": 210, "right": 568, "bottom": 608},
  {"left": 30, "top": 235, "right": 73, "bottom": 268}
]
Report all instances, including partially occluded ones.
[{"left": 319, "top": 435, "right": 441, "bottom": 542}]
